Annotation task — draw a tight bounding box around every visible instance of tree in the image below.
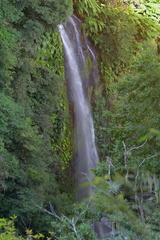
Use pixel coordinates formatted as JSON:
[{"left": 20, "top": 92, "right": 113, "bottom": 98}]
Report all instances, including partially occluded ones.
[
  {"left": 0, "top": 0, "right": 73, "bottom": 234},
  {"left": 107, "top": 42, "right": 160, "bottom": 173}
]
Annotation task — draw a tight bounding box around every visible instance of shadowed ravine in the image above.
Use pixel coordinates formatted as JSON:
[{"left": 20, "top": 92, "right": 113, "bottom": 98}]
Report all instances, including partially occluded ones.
[{"left": 59, "top": 15, "right": 112, "bottom": 238}]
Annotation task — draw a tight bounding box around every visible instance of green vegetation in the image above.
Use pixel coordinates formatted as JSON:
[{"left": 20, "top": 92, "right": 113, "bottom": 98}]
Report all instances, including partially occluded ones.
[
  {"left": 0, "top": 0, "right": 73, "bottom": 236},
  {"left": 0, "top": 0, "right": 160, "bottom": 239},
  {"left": 106, "top": 42, "right": 160, "bottom": 172}
]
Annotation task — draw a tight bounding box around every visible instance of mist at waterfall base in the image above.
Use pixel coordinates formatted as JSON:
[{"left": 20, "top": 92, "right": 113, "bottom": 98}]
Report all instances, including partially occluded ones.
[{"left": 59, "top": 15, "right": 112, "bottom": 238}]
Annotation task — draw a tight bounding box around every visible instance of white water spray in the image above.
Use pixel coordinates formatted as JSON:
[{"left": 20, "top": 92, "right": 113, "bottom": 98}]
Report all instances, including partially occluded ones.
[
  {"left": 59, "top": 15, "right": 99, "bottom": 200},
  {"left": 59, "top": 15, "right": 112, "bottom": 238}
]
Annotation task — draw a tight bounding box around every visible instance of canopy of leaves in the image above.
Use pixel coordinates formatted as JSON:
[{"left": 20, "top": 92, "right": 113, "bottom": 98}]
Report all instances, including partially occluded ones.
[
  {"left": 0, "top": 0, "right": 73, "bottom": 235},
  {"left": 106, "top": 42, "right": 160, "bottom": 173}
]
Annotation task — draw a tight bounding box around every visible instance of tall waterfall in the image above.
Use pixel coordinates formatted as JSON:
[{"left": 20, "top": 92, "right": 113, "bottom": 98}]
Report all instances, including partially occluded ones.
[
  {"left": 59, "top": 15, "right": 99, "bottom": 200},
  {"left": 59, "top": 15, "right": 112, "bottom": 238}
]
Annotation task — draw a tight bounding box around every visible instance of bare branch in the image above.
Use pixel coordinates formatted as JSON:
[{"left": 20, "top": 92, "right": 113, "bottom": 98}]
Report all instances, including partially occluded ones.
[
  {"left": 129, "top": 139, "right": 147, "bottom": 152},
  {"left": 35, "top": 204, "right": 61, "bottom": 220},
  {"left": 75, "top": 199, "right": 91, "bottom": 225},
  {"left": 123, "top": 140, "right": 147, "bottom": 158},
  {"left": 122, "top": 141, "right": 129, "bottom": 181},
  {"left": 81, "top": 172, "right": 96, "bottom": 187},
  {"left": 122, "top": 140, "right": 147, "bottom": 181},
  {"left": 106, "top": 156, "right": 115, "bottom": 168},
  {"left": 35, "top": 202, "right": 89, "bottom": 240},
  {"left": 71, "top": 217, "right": 81, "bottom": 239},
  {"left": 135, "top": 153, "right": 160, "bottom": 187},
  {"left": 81, "top": 172, "right": 110, "bottom": 196},
  {"left": 106, "top": 157, "right": 115, "bottom": 181}
]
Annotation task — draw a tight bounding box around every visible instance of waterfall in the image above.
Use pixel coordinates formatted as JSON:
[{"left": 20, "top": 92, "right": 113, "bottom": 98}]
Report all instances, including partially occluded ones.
[
  {"left": 59, "top": 15, "right": 99, "bottom": 200},
  {"left": 59, "top": 15, "right": 112, "bottom": 238}
]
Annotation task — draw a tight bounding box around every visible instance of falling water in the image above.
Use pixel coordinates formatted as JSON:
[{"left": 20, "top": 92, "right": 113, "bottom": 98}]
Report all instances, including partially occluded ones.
[
  {"left": 59, "top": 15, "right": 112, "bottom": 238},
  {"left": 59, "top": 15, "right": 99, "bottom": 200}
]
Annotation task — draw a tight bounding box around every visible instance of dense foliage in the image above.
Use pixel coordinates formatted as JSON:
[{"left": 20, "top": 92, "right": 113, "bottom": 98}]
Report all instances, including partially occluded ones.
[
  {"left": 73, "top": 0, "right": 160, "bottom": 160},
  {"left": 107, "top": 42, "right": 160, "bottom": 172},
  {"left": 74, "top": 0, "right": 160, "bottom": 239},
  {"left": 0, "top": 0, "right": 73, "bottom": 235},
  {"left": 0, "top": 0, "right": 160, "bottom": 239}
]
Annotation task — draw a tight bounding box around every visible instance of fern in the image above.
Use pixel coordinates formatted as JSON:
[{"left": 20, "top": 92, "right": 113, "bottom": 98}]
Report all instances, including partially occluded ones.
[
  {"left": 83, "top": 17, "right": 105, "bottom": 35},
  {"left": 75, "top": 0, "right": 101, "bottom": 17}
]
